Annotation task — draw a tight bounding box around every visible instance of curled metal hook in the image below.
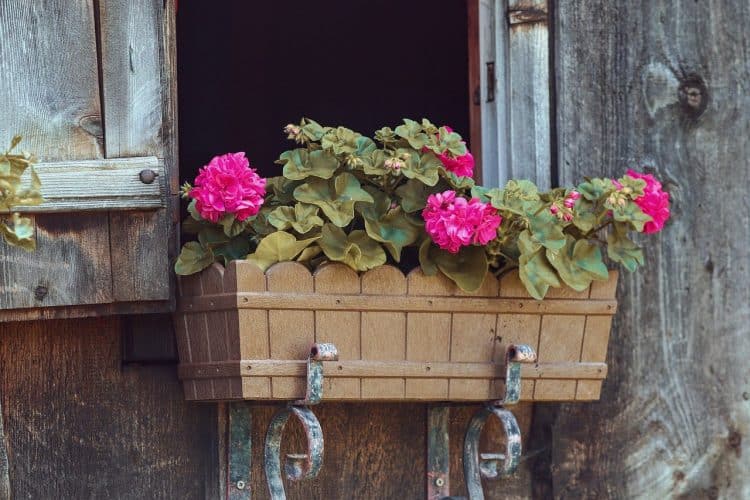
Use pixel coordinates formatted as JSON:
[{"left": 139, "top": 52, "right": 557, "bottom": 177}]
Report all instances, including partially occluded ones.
[
  {"left": 264, "top": 406, "right": 324, "bottom": 500},
  {"left": 463, "top": 406, "right": 522, "bottom": 499},
  {"left": 296, "top": 342, "right": 338, "bottom": 405},
  {"left": 496, "top": 344, "right": 537, "bottom": 406}
]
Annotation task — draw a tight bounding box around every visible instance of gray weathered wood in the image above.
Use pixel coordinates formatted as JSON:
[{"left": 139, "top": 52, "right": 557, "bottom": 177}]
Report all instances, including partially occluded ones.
[
  {"left": 0, "top": 392, "right": 8, "bottom": 500},
  {"left": 507, "top": 0, "right": 551, "bottom": 188},
  {"left": 14, "top": 157, "right": 165, "bottom": 212},
  {"left": 0, "top": 0, "right": 114, "bottom": 310},
  {"left": 99, "top": 0, "right": 177, "bottom": 303},
  {"left": 548, "top": 1, "right": 750, "bottom": 498},
  {"left": 476, "top": 0, "right": 551, "bottom": 189}
]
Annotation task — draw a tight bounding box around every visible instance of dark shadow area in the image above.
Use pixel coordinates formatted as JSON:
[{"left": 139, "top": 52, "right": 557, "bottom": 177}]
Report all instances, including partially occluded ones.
[{"left": 177, "top": 0, "right": 469, "bottom": 181}]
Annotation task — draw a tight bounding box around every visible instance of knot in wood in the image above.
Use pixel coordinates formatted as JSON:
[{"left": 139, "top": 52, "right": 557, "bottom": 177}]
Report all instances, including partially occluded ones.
[
  {"left": 139, "top": 169, "right": 157, "bottom": 184},
  {"left": 34, "top": 285, "right": 48, "bottom": 301},
  {"left": 678, "top": 74, "right": 708, "bottom": 118}
]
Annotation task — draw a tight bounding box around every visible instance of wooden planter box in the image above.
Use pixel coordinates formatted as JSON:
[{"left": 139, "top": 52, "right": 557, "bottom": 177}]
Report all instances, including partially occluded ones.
[{"left": 175, "top": 261, "right": 618, "bottom": 403}]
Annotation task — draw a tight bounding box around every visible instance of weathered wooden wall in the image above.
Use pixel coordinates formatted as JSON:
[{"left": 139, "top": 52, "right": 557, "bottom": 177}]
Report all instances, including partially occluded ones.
[{"left": 539, "top": 1, "right": 750, "bottom": 498}]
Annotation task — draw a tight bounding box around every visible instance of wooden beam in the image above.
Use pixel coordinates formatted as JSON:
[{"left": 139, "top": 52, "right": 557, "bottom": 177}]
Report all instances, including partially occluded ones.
[{"left": 14, "top": 156, "right": 165, "bottom": 212}]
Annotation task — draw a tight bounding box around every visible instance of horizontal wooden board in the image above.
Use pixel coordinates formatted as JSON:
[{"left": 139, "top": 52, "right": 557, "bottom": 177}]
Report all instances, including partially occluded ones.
[
  {"left": 181, "top": 293, "right": 617, "bottom": 316},
  {"left": 179, "top": 360, "right": 608, "bottom": 380},
  {"left": 15, "top": 156, "right": 165, "bottom": 212}
]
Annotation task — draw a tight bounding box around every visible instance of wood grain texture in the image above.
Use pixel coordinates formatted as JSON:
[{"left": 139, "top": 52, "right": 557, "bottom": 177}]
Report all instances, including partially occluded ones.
[
  {"left": 14, "top": 157, "right": 165, "bottom": 212},
  {"left": 0, "top": 0, "right": 113, "bottom": 310},
  {"left": 547, "top": 1, "right": 750, "bottom": 497},
  {"left": 101, "top": 0, "right": 177, "bottom": 303},
  {"left": 0, "top": 318, "right": 217, "bottom": 499}
]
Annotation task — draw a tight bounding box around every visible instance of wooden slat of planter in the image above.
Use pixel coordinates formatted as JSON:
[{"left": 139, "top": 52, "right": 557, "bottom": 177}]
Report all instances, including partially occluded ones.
[
  {"left": 266, "top": 263, "right": 314, "bottom": 399},
  {"left": 449, "top": 274, "right": 500, "bottom": 399},
  {"left": 360, "top": 266, "right": 407, "bottom": 399},
  {"left": 405, "top": 271, "right": 452, "bottom": 399},
  {"left": 181, "top": 292, "right": 617, "bottom": 315},
  {"left": 496, "top": 314, "right": 543, "bottom": 398},
  {"left": 225, "top": 261, "right": 271, "bottom": 399},
  {"left": 314, "top": 264, "right": 361, "bottom": 399},
  {"left": 202, "top": 265, "right": 230, "bottom": 399},
  {"left": 178, "top": 360, "right": 607, "bottom": 382},
  {"left": 534, "top": 314, "right": 586, "bottom": 400}
]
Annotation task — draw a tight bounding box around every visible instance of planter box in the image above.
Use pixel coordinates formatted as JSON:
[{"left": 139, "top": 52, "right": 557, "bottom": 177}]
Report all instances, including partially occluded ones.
[{"left": 175, "top": 261, "right": 618, "bottom": 403}]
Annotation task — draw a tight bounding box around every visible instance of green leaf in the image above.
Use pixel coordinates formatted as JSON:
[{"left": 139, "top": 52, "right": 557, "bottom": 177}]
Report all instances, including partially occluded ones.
[
  {"left": 294, "top": 173, "right": 374, "bottom": 227},
  {"left": 546, "top": 236, "right": 608, "bottom": 291},
  {"left": 300, "top": 118, "right": 327, "bottom": 141},
  {"left": 213, "top": 236, "right": 251, "bottom": 264},
  {"left": 607, "top": 222, "right": 645, "bottom": 272},
  {"left": 577, "top": 178, "right": 616, "bottom": 202},
  {"left": 187, "top": 199, "right": 202, "bottom": 220},
  {"left": 0, "top": 213, "right": 36, "bottom": 251},
  {"left": 395, "top": 179, "right": 433, "bottom": 213},
  {"left": 175, "top": 241, "right": 215, "bottom": 275},
  {"left": 266, "top": 176, "right": 301, "bottom": 204},
  {"left": 442, "top": 170, "right": 475, "bottom": 189},
  {"left": 519, "top": 249, "right": 560, "bottom": 300},
  {"left": 572, "top": 200, "right": 598, "bottom": 233},
  {"left": 246, "top": 231, "right": 320, "bottom": 271},
  {"left": 267, "top": 203, "right": 324, "bottom": 234},
  {"left": 418, "top": 238, "right": 439, "bottom": 276},
  {"left": 401, "top": 151, "right": 441, "bottom": 186},
  {"left": 433, "top": 245, "right": 488, "bottom": 292},
  {"left": 395, "top": 118, "right": 429, "bottom": 149},
  {"left": 611, "top": 201, "right": 652, "bottom": 232},
  {"left": 318, "top": 224, "right": 386, "bottom": 271},
  {"left": 363, "top": 208, "right": 422, "bottom": 261},
  {"left": 528, "top": 211, "right": 566, "bottom": 250},
  {"left": 321, "top": 126, "right": 361, "bottom": 155},
  {"left": 279, "top": 148, "right": 339, "bottom": 180},
  {"left": 219, "top": 215, "right": 250, "bottom": 238}
]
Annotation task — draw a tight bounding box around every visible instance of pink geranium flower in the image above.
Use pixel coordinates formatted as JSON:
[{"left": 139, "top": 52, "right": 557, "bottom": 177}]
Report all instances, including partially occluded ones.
[
  {"left": 433, "top": 125, "right": 475, "bottom": 178},
  {"left": 190, "top": 152, "right": 266, "bottom": 223},
  {"left": 422, "top": 190, "right": 502, "bottom": 253},
  {"left": 625, "top": 170, "right": 670, "bottom": 233}
]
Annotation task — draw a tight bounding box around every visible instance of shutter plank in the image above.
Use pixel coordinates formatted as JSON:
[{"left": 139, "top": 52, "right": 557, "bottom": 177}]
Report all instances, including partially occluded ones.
[
  {"left": 99, "top": 0, "right": 177, "bottom": 302},
  {"left": 0, "top": 0, "right": 114, "bottom": 309}
]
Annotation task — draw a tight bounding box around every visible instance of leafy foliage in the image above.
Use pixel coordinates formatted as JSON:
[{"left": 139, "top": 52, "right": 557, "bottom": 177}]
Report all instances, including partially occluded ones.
[
  {"left": 176, "top": 118, "right": 668, "bottom": 299},
  {"left": 0, "top": 136, "right": 42, "bottom": 250}
]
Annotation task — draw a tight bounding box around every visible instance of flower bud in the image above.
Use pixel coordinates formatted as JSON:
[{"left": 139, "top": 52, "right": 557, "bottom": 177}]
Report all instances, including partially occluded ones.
[
  {"left": 569, "top": 191, "right": 581, "bottom": 200},
  {"left": 563, "top": 213, "right": 573, "bottom": 222},
  {"left": 550, "top": 205, "right": 559, "bottom": 215},
  {"left": 564, "top": 198, "right": 576, "bottom": 208}
]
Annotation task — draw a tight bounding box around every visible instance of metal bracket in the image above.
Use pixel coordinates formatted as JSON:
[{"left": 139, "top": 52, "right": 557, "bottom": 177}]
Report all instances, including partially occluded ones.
[
  {"left": 426, "top": 344, "right": 537, "bottom": 499},
  {"left": 263, "top": 343, "right": 338, "bottom": 500}
]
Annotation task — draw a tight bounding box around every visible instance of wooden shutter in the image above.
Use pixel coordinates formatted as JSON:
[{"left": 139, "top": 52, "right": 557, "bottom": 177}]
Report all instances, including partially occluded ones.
[
  {"left": 0, "top": 0, "right": 178, "bottom": 321},
  {"left": 470, "top": 0, "right": 552, "bottom": 188}
]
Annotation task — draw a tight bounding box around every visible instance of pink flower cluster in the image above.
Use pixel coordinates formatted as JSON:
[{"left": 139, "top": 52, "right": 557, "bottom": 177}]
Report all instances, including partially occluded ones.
[
  {"left": 625, "top": 170, "right": 670, "bottom": 233},
  {"left": 435, "top": 126, "right": 475, "bottom": 178},
  {"left": 422, "top": 190, "right": 502, "bottom": 253},
  {"left": 550, "top": 190, "right": 580, "bottom": 222},
  {"left": 190, "top": 152, "right": 266, "bottom": 223}
]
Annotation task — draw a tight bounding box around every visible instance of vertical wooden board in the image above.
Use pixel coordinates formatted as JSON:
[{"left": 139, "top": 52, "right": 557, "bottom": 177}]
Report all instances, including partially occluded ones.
[
  {"left": 575, "top": 380, "right": 602, "bottom": 401},
  {"left": 361, "top": 266, "right": 407, "bottom": 399},
  {"left": 0, "top": 0, "right": 114, "bottom": 309},
  {"left": 314, "top": 264, "right": 361, "bottom": 399},
  {"left": 580, "top": 315, "right": 612, "bottom": 362},
  {"left": 100, "top": 0, "right": 176, "bottom": 302},
  {"left": 448, "top": 313, "right": 496, "bottom": 399},
  {"left": 0, "top": 319, "right": 217, "bottom": 499},
  {"left": 508, "top": 1, "right": 551, "bottom": 188},
  {"left": 226, "top": 261, "right": 270, "bottom": 398},
  {"left": 498, "top": 271, "right": 529, "bottom": 298},
  {"left": 405, "top": 270, "right": 451, "bottom": 399},
  {"left": 467, "top": 0, "right": 483, "bottom": 183},
  {"left": 589, "top": 270, "right": 619, "bottom": 299},
  {"left": 496, "top": 313, "right": 542, "bottom": 396},
  {"left": 534, "top": 314, "right": 585, "bottom": 400},
  {"left": 201, "top": 264, "right": 231, "bottom": 399},
  {"left": 266, "top": 263, "right": 313, "bottom": 399}
]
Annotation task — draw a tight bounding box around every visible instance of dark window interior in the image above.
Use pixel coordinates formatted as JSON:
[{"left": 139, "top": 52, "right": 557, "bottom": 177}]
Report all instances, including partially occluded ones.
[{"left": 177, "top": 0, "right": 469, "bottom": 182}]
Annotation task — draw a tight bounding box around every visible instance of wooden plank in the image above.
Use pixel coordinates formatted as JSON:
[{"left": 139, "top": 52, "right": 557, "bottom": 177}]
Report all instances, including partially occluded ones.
[
  {"left": 314, "top": 264, "right": 361, "bottom": 399},
  {"left": 549, "top": 1, "right": 750, "bottom": 497},
  {"left": 184, "top": 292, "right": 618, "bottom": 316},
  {"left": 0, "top": 0, "right": 113, "bottom": 310},
  {"left": 12, "top": 157, "right": 165, "bottom": 212},
  {"left": 507, "top": 0, "right": 551, "bottom": 188},
  {"left": 226, "top": 261, "right": 270, "bottom": 399},
  {"left": 361, "top": 265, "right": 407, "bottom": 399},
  {"left": 266, "top": 263, "right": 314, "bottom": 399},
  {"left": 180, "top": 360, "right": 608, "bottom": 381},
  {"left": 466, "top": 0, "right": 483, "bottom": 183},
  {"left": 0, "top": 318, "right": 217, "bottom": 499},
  {"left": 100, "top": 0, "right": 177, "bottom": 303}
]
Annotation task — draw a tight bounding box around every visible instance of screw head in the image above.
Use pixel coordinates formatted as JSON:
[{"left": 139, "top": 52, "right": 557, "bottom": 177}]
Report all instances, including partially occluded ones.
[
  {"left": 236, "top": 480, "right": 246, "bottom": 490},
  {"left": 434, "top": 477, "right": 445, "bottom": 487},
  {"left": 34, "top": 285, "right": 48, "bottom": 301},
  {"left": 139, "top": 169, "right": 157, "bottom": 184}
]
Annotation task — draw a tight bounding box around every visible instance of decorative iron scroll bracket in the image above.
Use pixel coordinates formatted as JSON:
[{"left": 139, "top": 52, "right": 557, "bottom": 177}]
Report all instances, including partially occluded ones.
[{"left": 427, "top": 344, "right": 537, "bottom": 500}]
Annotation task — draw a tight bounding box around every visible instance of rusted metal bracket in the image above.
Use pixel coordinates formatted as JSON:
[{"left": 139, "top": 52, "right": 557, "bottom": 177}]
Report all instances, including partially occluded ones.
[
  {"left": 426, "top": 344, "right": 537, "bottom": 499},
  {"left": 264, "top": 343, "right": 338, "bottom": 500}
]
